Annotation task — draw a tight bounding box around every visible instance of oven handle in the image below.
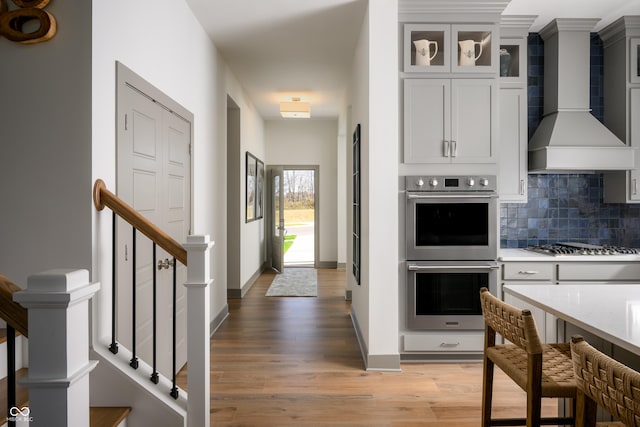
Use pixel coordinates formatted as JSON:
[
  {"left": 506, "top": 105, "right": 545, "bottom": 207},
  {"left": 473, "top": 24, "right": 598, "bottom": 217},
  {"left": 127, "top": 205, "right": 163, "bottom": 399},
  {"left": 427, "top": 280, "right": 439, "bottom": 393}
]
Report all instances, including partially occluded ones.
[
  {"left": 406, "top": 193, "right": 497, "bottom": 199},
  {"left": 407, "top": 263, "right": 499, "bottom": 271}
]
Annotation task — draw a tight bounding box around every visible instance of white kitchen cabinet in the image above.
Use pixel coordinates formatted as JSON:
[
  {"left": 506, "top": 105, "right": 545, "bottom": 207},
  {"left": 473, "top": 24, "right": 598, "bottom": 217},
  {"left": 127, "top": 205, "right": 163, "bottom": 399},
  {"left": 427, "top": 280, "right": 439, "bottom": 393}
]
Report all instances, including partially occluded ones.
[
  {"left": 500, "top": 261, "right": 555, "bottom": 343},
  {"left": 498, "top": 88, "right": 527, "bottom": 202},
  {"left": 403, "top": 332, "right": 484, "bottom": 353},
  {"left": 403, "top": 23, "right": 498, "bottom": 74},
  {"left": 600, "top": 17, "right": 640, "bottom": 203},
  {"left": 498, "top": 38, "right": 526, "bottom": 84},
  {"left": 500, "top": 257, "right": 640, "bottom": 344},
  {"left": 498, "top": 16, "right": 534, "bottom": 202},
  {"left": 403, "top": 78, "right": 496, "bottom": 164}
]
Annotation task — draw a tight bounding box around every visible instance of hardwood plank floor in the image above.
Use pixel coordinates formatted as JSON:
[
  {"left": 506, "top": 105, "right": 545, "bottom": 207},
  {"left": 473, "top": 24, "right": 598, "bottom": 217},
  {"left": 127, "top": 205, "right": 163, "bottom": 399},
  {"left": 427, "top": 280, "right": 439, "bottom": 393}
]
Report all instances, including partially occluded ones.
[{"left": 178, "top": 268, "right": 558, "bottom": 426}]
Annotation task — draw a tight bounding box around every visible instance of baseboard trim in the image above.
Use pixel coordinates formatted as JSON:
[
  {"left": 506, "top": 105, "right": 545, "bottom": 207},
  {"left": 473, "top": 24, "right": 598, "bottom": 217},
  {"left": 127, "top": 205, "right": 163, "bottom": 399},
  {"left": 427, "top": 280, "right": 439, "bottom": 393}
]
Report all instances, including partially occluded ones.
[
  {"left": 227, "top": 264, "right": 265, "bottom": 299},
  {"left": 317, "top": 261, "right": 338, "bottom": 269},
  {"left": 227, "top": 289, "right": 241, "bottom": 299},
  {"left": 366, "top": 354, "right": 401, "bottom": 371},
  {"left": 350, "top": 306, "right": 368, "bottom": 370},
  {"left": 210, "top": 304, "right": 229, "bottom": 336},
  {"left": 337, "top": 262, "right": 346, "bottom": 269},
  {"left": 350, "top": 306, "right": 401, "bottom": 371},
  {"left": 345, "top": 289, "right": 352, "bottom": 301}
]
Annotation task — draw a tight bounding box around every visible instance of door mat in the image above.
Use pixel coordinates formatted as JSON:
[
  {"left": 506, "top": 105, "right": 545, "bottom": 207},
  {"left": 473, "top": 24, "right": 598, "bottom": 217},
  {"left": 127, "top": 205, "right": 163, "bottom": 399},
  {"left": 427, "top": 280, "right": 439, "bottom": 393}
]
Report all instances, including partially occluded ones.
[{"left": 265, "top": 268, "right": 317, "bottom": 297}]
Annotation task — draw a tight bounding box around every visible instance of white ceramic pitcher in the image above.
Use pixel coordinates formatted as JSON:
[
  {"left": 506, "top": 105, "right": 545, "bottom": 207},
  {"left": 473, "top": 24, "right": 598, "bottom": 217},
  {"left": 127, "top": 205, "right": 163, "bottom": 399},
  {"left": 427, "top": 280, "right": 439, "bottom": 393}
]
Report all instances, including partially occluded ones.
[
  {"left": 458, "top": 39, "right": 483, "bottom": 66},
  {"left": 413, "top": 39, "right": 438, "bottom": 66}
]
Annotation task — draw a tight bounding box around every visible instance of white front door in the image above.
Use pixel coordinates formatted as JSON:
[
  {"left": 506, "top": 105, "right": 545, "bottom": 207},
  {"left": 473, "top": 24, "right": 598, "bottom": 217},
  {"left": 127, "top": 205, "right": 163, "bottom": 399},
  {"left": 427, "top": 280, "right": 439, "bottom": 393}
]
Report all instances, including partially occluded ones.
[
  {"left": 117, "top": 80, "right": 191, "bottom": 379},
  {"left": 269, "top": 166, "right": 285, "bottom": 273}
]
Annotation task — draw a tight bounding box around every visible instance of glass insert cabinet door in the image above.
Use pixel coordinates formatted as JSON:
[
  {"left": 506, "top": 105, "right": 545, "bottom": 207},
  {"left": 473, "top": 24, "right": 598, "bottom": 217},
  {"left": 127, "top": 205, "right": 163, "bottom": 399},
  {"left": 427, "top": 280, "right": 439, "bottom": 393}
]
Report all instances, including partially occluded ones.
[
  {"left": 404, "top": 24, "right": 450, "bottom": 72},
  {"left": 403, "top": 24, "right": 498, "bottom": 74},
  {"left": 631, "top": 38, "right": 640, "bottom": 84},
  {"left": 451, "top": 24, "right": 498, "bottom": 73},
  {"left": 498, "top": 38, "right": 526, "bottom": 84}
]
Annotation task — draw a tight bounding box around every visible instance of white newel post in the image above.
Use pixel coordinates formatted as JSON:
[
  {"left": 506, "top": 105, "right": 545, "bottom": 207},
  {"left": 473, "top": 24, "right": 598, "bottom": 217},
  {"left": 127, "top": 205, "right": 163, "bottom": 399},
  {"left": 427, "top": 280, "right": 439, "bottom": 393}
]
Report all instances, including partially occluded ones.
[
  {"left": 13, "top": 269, "right": 100, "bottom": 427},
  {"left": 183, "top": 235, "right": 214, "bottom": 427}
]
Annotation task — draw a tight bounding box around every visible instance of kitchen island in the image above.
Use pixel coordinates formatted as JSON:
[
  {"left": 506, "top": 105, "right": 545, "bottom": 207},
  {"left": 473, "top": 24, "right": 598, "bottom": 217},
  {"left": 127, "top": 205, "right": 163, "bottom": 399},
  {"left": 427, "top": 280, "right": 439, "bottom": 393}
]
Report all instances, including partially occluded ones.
[{"left": 502, "top": 284, "right": 640, "bottom": 356}]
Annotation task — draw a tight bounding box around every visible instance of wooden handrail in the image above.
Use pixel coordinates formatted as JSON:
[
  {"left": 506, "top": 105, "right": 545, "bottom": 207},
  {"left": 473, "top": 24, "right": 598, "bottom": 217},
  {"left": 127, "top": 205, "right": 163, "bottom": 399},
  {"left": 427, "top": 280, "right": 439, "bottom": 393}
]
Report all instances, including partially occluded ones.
[
  {"left": 0, "top": 275, "right": 28, "bottom": 337},
  {"left": 93, "top": 179, "right": 187, "bottom": 266}
]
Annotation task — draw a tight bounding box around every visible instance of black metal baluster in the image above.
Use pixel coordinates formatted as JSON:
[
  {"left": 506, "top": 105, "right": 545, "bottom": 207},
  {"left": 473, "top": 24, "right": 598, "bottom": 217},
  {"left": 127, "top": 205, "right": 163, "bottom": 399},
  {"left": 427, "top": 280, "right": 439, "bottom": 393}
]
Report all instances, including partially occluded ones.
[
  {"left": 109, "top": 211, "right": 118, "bottom": 354},
  {"left": 169, "top": 257, "right": 178, "bottom": 399},
  {"left": 150, "top": 243, "right": 159, "bottom": 384},
  {"left": 7, "top": 325, "right": 15, "bottom": 427},
  {"left": 130, "top": 228, "right": 138, "bottom": 369}
]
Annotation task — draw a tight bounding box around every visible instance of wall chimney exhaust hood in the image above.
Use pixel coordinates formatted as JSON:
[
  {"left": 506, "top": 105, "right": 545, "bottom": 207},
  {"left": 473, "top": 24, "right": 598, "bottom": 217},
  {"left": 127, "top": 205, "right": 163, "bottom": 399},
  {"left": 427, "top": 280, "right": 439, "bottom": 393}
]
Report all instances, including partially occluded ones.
[{"left": 528, "top": 18, "right": 634, "bottom": 173}]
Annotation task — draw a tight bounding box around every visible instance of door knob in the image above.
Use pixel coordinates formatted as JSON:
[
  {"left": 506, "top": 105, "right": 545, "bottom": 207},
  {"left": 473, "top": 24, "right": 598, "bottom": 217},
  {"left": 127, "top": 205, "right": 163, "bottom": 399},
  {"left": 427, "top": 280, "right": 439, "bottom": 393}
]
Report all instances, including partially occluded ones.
[{"left": 157, "top": 258, "right": 173, "bottom": 270}]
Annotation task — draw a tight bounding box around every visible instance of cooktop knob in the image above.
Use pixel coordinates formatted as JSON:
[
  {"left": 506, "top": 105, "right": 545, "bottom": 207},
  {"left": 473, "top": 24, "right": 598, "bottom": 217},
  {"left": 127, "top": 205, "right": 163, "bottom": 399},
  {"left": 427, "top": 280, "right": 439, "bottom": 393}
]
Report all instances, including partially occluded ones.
[
  {"left": 416, "top": 178, "right": 424, "bottom": 187},
  {"left": 479, "top": 178, "right": 489, "bottom": 186},
  {"left": 429, "top": 178, "right": 438, "bottom": 187},
  {"left": 467, "top": 178, "right": 475, "bottom": 187}
]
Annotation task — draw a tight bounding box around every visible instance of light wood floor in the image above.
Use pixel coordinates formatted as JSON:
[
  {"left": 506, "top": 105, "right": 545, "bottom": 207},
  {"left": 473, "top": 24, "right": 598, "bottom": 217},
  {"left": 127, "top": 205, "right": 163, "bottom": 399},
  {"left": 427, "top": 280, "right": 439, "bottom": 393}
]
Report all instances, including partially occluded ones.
[{"left": 178, "top": 268, "right": 558, "bottom": 426}]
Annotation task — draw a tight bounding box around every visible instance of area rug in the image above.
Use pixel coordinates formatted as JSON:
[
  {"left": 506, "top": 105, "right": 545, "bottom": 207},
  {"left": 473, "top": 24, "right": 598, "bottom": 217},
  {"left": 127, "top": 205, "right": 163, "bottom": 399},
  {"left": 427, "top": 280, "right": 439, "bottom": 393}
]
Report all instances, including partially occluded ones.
[{"left": 265, "top": 268, "right": 317, "bottom": 297}]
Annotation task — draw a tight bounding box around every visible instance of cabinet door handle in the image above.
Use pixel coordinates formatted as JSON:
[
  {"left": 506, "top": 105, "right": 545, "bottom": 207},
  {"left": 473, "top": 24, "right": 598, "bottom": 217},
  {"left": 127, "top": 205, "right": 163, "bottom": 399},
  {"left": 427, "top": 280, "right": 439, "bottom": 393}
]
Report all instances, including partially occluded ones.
[
  {"left": 451, "top": 140, "right": 457, "bottom": 157},
  {"left": 518, "top": 270, "right": 539, "bottom": 275},
  {"left": 443, "top": 140, "right": 450, "bottom": 157},
  {"left": 633, "top": 178, "right": 638, "bottom": 195},
  {"left": 519, "top": 179, "right": 525, "bottom": 195}
]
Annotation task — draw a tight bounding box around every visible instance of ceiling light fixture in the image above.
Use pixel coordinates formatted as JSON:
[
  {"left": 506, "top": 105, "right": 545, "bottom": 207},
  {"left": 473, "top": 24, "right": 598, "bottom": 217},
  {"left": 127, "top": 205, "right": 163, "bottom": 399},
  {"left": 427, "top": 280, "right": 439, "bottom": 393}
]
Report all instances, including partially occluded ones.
[{"left": 280, "top": 97, "right": 311, "bottom": 118}]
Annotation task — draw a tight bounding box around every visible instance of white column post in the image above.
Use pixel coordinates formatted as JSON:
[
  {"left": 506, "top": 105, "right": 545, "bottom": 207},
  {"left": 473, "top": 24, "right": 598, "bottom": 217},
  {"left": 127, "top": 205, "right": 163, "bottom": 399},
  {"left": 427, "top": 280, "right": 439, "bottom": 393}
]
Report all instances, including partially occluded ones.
[
  {"left": 183, "top": 235, "right": 214, "bottom": 427},
  {"left": 12, "top": 269, "right": 100, "bottom": 427}
]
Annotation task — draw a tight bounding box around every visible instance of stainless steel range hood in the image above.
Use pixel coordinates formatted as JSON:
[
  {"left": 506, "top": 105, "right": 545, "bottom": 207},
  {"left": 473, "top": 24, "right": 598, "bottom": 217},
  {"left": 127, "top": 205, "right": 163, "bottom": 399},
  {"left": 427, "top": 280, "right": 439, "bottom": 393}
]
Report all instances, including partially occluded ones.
[{"left": 528, "top": 18, "right": 634, "bottom": 173}]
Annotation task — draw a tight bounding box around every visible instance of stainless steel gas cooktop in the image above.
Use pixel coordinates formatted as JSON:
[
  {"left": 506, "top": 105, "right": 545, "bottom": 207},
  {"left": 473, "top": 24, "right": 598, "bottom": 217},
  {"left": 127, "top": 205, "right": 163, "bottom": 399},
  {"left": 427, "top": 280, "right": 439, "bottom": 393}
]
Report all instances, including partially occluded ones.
[{"left": 526, "top": 242, "right": 640, "bottom": 256}]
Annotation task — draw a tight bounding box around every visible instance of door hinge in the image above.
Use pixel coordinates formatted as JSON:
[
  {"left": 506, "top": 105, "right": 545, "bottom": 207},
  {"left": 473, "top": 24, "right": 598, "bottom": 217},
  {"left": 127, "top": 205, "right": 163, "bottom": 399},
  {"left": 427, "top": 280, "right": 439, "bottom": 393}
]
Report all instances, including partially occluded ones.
[
  {"left": 189, "top": 144, "right": 192, "bottom": 155},
  {"left": 125, "top": 113, "right": 128, "bottom": 131}
]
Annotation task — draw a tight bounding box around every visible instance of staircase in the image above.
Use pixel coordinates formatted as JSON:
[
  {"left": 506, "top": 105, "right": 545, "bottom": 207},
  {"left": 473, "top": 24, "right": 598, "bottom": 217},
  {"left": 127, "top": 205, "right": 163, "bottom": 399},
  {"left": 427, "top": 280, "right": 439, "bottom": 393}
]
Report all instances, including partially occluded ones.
[
  {"left": 0, "top": 278, "right": 133, "bottom": 427},
  {"left": 0, "top": 179, "right": 213, "bottom": 426}
]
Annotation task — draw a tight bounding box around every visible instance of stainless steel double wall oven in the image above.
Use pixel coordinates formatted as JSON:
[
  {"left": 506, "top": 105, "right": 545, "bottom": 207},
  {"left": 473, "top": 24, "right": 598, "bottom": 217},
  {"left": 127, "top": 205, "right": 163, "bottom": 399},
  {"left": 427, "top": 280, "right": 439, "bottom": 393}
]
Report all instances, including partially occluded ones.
[{"left": 405, "top": 176, "right": 499, "bottom": 330}]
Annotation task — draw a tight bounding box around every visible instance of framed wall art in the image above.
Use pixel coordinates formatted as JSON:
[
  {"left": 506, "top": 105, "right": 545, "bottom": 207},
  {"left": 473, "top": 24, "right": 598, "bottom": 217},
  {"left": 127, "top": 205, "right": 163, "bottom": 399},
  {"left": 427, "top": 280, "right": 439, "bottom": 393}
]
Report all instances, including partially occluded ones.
[
  {"left": 246, "top": 152, "right": 264, "bottom": 222},
  {"left": 352, "top": 124, "right": 361, "bottom": 285}
]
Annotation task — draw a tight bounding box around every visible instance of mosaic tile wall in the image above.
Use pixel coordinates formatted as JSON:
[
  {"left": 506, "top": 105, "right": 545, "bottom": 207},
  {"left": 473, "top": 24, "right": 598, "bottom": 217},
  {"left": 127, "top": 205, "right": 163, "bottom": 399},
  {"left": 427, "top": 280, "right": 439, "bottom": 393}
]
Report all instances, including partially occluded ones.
[{"left": 500, "top": 34, "right": 640, "bottom": 248}]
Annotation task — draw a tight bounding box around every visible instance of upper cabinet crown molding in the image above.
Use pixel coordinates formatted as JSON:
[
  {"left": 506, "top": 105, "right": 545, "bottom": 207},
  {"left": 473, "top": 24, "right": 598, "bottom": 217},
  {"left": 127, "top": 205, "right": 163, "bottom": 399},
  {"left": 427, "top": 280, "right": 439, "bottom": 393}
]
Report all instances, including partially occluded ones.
[
  {"left": 500, "top": 15, "right": 537, "bottom": 38},
  {"left": 399, "top": 0, "right": 509, "bottom": 14},
  {"left": 399, "top": 0, "right": 508, "bottom": 22},
  {"left": 599, "top": 16, "right": 640, "bottom": 47}
]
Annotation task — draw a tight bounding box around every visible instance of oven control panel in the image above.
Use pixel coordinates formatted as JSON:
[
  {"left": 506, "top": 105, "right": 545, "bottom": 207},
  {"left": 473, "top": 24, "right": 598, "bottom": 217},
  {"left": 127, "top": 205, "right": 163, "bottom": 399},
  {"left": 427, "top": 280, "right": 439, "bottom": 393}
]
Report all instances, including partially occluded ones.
[{"left": 406, "top": 175, "right": 497, "bottom": 192}]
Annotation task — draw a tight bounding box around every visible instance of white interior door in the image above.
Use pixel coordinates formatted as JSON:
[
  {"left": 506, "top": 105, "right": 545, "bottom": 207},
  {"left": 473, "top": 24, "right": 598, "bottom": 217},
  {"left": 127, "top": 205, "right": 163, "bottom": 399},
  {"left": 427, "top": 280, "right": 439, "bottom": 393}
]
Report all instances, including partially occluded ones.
[
  {"left": 269, "top": 166, "right": 285, "bottom": 273},
  {"left": 117, "top": 82, "right": 191, "bottom": 378}
]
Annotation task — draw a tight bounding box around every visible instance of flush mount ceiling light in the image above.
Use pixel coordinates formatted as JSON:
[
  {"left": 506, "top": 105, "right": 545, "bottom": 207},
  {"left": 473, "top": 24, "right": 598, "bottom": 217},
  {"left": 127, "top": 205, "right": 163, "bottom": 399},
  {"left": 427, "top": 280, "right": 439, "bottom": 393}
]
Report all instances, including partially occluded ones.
[{"left": 280, "top": 97, "right": 311, "bottom": 118}]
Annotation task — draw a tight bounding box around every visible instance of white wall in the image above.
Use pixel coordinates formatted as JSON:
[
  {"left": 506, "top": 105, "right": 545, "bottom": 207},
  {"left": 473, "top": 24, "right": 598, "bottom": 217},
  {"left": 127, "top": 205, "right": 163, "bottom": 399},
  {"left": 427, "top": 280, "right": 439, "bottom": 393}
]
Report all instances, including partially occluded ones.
[
  {"left": 349, "top": 2, "right": 371, "bottom": 354},
  {"left": 91, "top": 0, "right": 265, "bottom": 334},
  {"left": 337, "top": 108, "right": 348, "bottom": 268},
  {"left": 264, "top": 120, "right": 339, "bottom": 265},
  {"left": 0, "top": 1, "right": 92, "bottom": 287},
  {"left": 347, "top": 0, "right": 400, "bottom": 370}
]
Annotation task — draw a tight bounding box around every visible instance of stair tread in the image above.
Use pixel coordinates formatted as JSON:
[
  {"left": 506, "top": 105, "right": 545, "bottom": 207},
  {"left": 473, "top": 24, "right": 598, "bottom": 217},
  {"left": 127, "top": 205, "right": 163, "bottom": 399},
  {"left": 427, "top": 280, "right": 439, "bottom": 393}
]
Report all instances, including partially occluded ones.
[
  {"left": 0, "top": 328, "right": 22, "bottom": 345},
  {"left": 0, "top": 367, "right": 29, "bottom": 425},
  {"left": 90, "top": 406, "right": 132, "bottom": 427}
]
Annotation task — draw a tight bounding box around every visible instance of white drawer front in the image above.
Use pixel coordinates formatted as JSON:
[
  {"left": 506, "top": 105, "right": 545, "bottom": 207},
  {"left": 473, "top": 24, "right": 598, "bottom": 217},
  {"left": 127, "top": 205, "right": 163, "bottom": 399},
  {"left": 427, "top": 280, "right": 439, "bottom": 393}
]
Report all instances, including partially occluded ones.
[
  {"left": 558, "top": 263, "right": 640, "bottom": 281},
  {"left": 403, "top": 333, "right": 484, "bottom": 352},
  {"left": 503, "top": 263, "right": 554, "bottom": 281}
]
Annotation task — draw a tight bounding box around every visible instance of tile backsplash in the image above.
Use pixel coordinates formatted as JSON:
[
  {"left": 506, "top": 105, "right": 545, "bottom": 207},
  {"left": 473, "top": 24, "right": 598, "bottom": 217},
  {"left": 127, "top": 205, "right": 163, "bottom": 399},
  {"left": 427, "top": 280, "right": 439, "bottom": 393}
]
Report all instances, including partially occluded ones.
[{"left": 500, "top": 34, "right": 640, "bottom": 249}]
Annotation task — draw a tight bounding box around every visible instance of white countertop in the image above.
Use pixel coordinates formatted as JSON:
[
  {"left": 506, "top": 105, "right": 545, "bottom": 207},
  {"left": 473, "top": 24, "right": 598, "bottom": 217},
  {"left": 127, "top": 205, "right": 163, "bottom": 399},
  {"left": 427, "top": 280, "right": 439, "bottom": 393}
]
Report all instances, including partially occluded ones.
[
  {"left": 500, "top": 248, "right": 640, "bottom": 262},
  {"left": 503, "top": 284, "right": 640, "bottom": 355}
]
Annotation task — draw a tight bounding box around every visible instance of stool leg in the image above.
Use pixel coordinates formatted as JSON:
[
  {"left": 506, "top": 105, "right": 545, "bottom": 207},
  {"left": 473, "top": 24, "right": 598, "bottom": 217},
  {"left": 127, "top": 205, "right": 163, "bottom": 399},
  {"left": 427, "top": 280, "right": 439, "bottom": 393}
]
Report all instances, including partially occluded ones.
[
  {"left": 575, "top": 391, "right": 597, "bottom": 427},
  {"left": 482, "top": 355, "right": 494, "bottom": 427},
  {"left": 526, "top": 355, "right": 542, "bottom": 427}
]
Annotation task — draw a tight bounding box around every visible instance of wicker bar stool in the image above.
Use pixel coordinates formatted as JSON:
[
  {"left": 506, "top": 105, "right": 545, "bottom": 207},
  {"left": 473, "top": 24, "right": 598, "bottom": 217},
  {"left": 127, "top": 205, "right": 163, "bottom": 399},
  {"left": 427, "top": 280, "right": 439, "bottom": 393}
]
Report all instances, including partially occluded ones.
[
  {"left": 479, "top": 287, "right": 577, "bottom": 426},
  {"left": 570, "top": 335, "right": 640, "bottom": 427}
]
